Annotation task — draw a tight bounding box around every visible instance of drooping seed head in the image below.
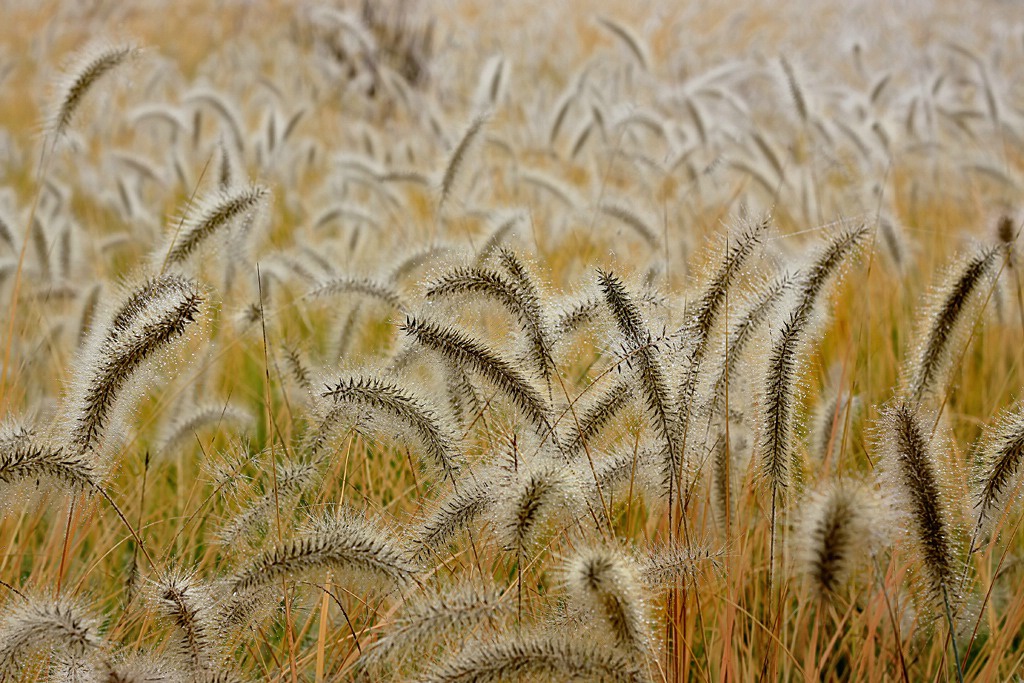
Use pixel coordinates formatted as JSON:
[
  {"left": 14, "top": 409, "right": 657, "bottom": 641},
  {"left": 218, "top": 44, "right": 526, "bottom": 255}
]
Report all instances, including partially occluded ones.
[
  {"left": 164, "top": 184, "right": 270, "bottom": 267},
  {"left": 494, "top": 458, "right": 580, "bottom": 557},
  {"left": 973, "top": 400, "right": 1024, "bottom": 534},
  {"left": 66, "top": 275, "right": 204, "bottom": 456},
  {"left": 563, "top": 546, "right": 650, "bottom": 654},
  {"left": 0, "top": 594, "right": 104, "bottom": 677},
  {"left": 320, "top": 374, "right": 462, "bottom": 480},
  {"left": 365, "top": 581, "right": 508, "bottom": 664},
  {"left": 420, "top": 635, "right": 649, "bottom": 683},
  {"left": 49, "top": 42, "right": 140, "bottom": 137},
  {"left": 0, "top": 430, "right": 101, "bottom": 508},
  {"left": 904, "top": 245, "right": 1001, "bottom": 404},
  {"left": 797, "top": 482, "right": 885, "bottom": 600},
  {"left": 151, "top": 568, "right": 221, "bottom": 675},
  {"left": 230, "top": 509, "right": 416, "bottom": 597}
]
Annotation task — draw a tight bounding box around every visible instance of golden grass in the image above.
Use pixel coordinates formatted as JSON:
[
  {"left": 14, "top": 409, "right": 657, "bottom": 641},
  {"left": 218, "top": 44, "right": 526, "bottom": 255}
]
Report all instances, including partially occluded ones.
[{"left": 0, "top": 0, "right": 1023, "bottom": 681}]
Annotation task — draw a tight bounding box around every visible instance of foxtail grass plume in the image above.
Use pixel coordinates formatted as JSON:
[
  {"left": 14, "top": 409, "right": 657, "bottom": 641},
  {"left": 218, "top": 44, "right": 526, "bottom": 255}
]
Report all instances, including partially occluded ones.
[
  {"left": 230, "top": 510, "right": 416, "bottom": 596},
  {"left": 412, "top": 476, "right": 493, "bottom": 561},
  {"left": 563, "top": 546, "right": 650, "bottom": 655},
  {"left": 0, "top": 594, "right": 103, "bottom": 677},
  {"left": 153, "top": 569, "right": 221, "bottom": 676},
  {"left": 810, "top": 382, "right": 860, "bottom": 467},
  {"left": 308, "top": 275, "right": 404, "bottom": 308},
  {"left": 779, "top": 56, "right": 809, "bottom": 123},
  {"left": 598, "top": 270, "right": 679, "bottom": 499},
  {"left": 598, "top": 202, "right": 659, "bottom": 249},
  {"left": 561, "top": 376, "right": 635, "bottom": 459},
  {"left": 881, "top": 402, "right": 957, "bottom": 599},
  {"left": 216, "top": 461, "right": 320, "bottom": 545},
  {"left": 596, "top": 16, "right": 650, "bottom": 70},
  {"left": 905, "top": 245, "right": 1001, "bottom": 404},
  {"left": 365, "top": 582, "right": 507, "bottom": 665},
  {"left": 759, "top": 223, "right": 867, "bottom": 500},
  {"left": 425, "top": 259, "right": 552, "bottom": 383},
  {"left": 402, "top": 316, "right": 551, "bottom": 433},
  {"left": 321, "top": 375, "right": 463, "bottom": 480},
  {"left": 496, "top": 248, "right": 555, "bottom": 382},
  {"left": 973, "top": 400, "right": 1024, "bottom": 533},
  {"left": 638, "top": 542, "right": 723, "bottom": 586},
  {"left": 678, "top": 216, "right": 768, "bottom": 465},
  {"left": 66, "top": 274, "right": 204, "bottom": 456},
  {"left": 496, "top": 460, "right": 578, "bottom": 557},
  {"left": 49, "top": 42, "right": 139, "bottom": 138},
  {"left": 684, "top": 216, "right": 769, "bottom": 375},
  {"left": 797, "top": 483, "right": 882, "bottom": 600},
  {"left": 706, "top": 272, "right": 795, "bottom": 418},
  {"left": 583, "top": 449, "right": 655, "bottom": 506},
  {"left": 710, "top": 424, "right": 748, "bottom": 534},
  {"left": 438, "top": 112, "right": 489, "bottom": 210},
  {"left": 157, "top": 403, "right": 251, "bottom": 457},
  {"left": 421, "top": 635, "right": 649, "bottom": 683},
  {"left": 281, "top": 342, "right": 314, "bottom": 393},
  {"left": 0, "top": 427, "right": 100, "bottom": 504},
  {"left": 164, "top": 184, "right": 269, "bottom": 267}
]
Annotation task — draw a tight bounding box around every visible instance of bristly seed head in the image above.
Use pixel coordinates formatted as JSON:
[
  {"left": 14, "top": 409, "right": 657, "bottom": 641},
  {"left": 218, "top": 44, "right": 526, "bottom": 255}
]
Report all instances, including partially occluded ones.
[
  {"left": 68, "top": 275, "right": 204, "bottom": 456},
  {"left": 0, "top": 594, "right": 104, "bottom": 677},
  {"left": 880, "top": 402, "right": 957, "bottom": 599},
  {"left": 905, "top": 245, "right": 1001, "bottom": 404},
  {"left": 165, "top": 184, "right": 269, "bottom": 267},
  {"left": 563, "top": 546, "right": 650, "bottom": 654},
  {"left": 973, "top": 400, "right": 1024, "bottom": 533},
  {"left": 50, "top": 42, "right": 140, "bottom": 137},
  {"left": 797, "top": 483, "right": 883, "bottom": 600}
]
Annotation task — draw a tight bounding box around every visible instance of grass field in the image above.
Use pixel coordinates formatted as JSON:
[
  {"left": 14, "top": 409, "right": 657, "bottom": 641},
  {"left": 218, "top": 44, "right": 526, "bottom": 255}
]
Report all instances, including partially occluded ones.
[{"left": 1, "top": 1, "right": 1023, "bottom": 681}]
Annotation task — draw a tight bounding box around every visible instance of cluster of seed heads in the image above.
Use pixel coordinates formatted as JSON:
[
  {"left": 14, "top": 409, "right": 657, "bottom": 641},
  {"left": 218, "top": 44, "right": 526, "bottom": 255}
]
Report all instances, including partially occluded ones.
[{"left": 1, "top": 7, "right": 1022, "bottom": 682}]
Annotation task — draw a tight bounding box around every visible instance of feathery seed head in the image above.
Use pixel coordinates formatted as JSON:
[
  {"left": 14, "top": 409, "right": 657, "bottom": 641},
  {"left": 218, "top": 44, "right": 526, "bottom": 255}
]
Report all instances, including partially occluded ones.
[
  {"left": 879, "top": 402, "right": 958, "bottom": 599},
  {"left": 598, "top": 202, "right": 659, "bottom": 248},
  {"left": 230, "top": 509, "right": 416, "bottom": 597},
  {"left": 409, "top": 465, "right": 501, "bottom": 563},
  {"left": 563, "top": 546, "right": 650, "bottom": 654},
  {"left": 420, "top": 635, "right": 649, "bottom": 683},
  {"left": 810, "top": 382, "right": 861, "bottom": 469},
  {"left": 904, "top": 245, "right": 1001, "bottom": 404},
  {"left": 216, "top": 460, "right": 321, "bottom": 546},
  {"left": 637, "top": 542, "right": 724, "bottom": 586},
  {"left": 401, "top": 315, "right": 551, "bottom": 432},
  {"left": 164, "top": 184, "right": 270, "bottom": 267},
  {"left": 438, "top": 111, "right": 489, "bottom": 210},
  {"left": 705, "top": 271, "right": 796, "bottom": 418},
  {"left": 0, "top": 595, "right": 104, "bottom": 677},
  {"left": 0, "top": 433, "right": 100, "bottom": 508},
  {"left": 757, "top": 225, "right": 867, "bottom": 499},
  {"left": 157, "top": 403, "right": 251, "bottom": 458},
  {"left": 321, "top": 374, "right": 463, "bottom": 479},
  {"left": 597, "top": 270, "right": 680, "bottom": 493},
  {"left": 494, "top": 459, "right": 580, "bottom": 556},
  {"left": 365, "top": 581, "right": 508, "bottom": 664},
  {"left": 560, "top": 375, "right": 636, "bottom": 459},
  {"left": 685, "top": 215, "right": 770, "bottom": 360},
  {"left": 50, "top": 42, "right": 140, "bottom": 137},
  {"left": 973, "top": 400, "right": 1024, "bottom": 533},
  {"left": 151, "top": 568, "right": 221, "bottom": 674},
  {"left": 474, "top": 211, "right": 524, "bottom": 265},
  {"left": 66, "top": 275, "right": 204, "bottom": 456},
  {"left": 796, "top": 482, "right": 886, "bottom": 600},
  {"left": 308, "top": 275, "right": 404, "bottom": 309}
]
